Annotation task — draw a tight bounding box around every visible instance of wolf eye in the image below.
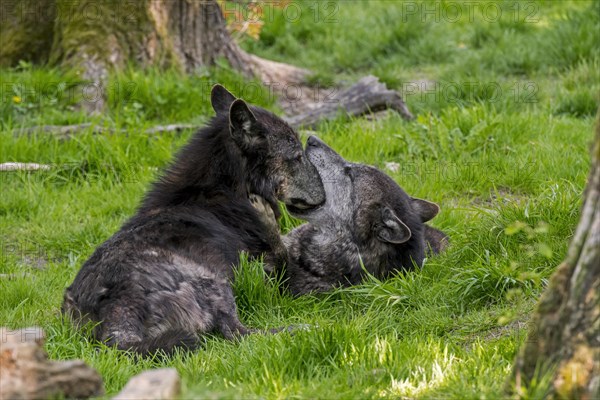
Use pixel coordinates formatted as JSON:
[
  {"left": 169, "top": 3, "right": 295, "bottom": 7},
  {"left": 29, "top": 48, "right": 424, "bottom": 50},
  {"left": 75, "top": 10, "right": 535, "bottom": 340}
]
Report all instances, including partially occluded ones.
[{"left": 344, "top": 165, "right": 354, "bottom": 179}]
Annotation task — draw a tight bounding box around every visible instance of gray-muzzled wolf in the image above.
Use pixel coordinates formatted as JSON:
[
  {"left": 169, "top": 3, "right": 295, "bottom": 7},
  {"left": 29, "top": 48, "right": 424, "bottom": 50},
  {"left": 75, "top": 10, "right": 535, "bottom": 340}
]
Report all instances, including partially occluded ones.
[{"left": 279, "top": 135, "right": 448, "bottom": 296}]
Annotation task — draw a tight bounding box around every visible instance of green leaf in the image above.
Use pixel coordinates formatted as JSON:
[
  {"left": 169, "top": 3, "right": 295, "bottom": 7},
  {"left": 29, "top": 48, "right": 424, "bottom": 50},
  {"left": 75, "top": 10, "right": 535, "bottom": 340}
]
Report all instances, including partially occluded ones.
[
  {"left": 504, "top": 221, "right": 527, "bottom": 236},
  {"left": 537, "top": 242, "right": 553, "bottom": 259}
]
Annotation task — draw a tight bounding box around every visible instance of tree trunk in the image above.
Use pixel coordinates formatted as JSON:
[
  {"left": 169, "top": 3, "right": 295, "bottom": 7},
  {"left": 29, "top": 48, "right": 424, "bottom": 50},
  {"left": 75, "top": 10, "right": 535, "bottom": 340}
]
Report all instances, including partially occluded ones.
[
  {"left": 46, "top": 0, "right": 269, "bottom": 73},
  {"left": 508, "top": 119, "right": 600, "bottom": 398},
  {"left": 1, "top": 1, "right": 307, "bottom": 110},
  {"left": 0, "top": 0, "right": 56, "bottom": 67},
  {"left": 49, "top": 0, "right": 287, "bottom": 113},
  {"left": 1, "top": 0, "right": 411, "bottom": 121}
]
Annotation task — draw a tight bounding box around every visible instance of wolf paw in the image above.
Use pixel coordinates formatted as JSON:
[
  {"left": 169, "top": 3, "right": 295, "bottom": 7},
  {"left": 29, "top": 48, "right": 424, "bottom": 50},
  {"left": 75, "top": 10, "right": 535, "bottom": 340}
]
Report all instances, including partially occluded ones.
[
  {"left": 249, "top": 193, "right": 278, "bottom": 230},
  {"left": 248, "top": 194, "right": 277, "bottom": 224},
  {"left": 249, "top": 193, "right": 288, "bottom": 274}
]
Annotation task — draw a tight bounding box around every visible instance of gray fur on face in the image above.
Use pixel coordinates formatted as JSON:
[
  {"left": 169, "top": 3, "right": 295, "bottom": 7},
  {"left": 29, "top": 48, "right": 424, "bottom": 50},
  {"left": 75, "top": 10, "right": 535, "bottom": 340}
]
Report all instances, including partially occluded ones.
[{"left": 280, "top": 136, "right": 448, "bottom": 296}]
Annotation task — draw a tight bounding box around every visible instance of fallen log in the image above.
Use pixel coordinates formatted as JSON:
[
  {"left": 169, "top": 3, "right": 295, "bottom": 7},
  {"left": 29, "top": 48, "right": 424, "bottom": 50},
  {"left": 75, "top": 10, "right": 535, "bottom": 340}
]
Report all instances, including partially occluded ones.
[
  {"left": 10, "top": 76, "right": 412, "bottom": 139},
  {"left": 284, "top": 76, "right": 414, "bottom": 129},
  {"left": 15, "top": 123, "right": 113, "bottom": 137},
  {"left": 13, "top": 124, "right": 197, "bottom": 139}
]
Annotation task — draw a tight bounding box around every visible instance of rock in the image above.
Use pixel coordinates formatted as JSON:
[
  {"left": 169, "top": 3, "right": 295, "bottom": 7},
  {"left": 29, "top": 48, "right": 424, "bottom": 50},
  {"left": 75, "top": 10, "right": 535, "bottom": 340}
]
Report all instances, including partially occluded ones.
[
  {"left": 113, "top": 368, "right": 181, "bottom": 400},
  {"left": 0, "top": 327, "right": 104, "bottom": 399}
]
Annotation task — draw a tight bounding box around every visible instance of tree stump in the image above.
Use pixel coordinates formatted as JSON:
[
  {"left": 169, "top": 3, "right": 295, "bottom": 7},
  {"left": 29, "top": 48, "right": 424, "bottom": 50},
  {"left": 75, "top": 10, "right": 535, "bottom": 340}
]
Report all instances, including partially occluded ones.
[{"left": 0, "top": 327, "right": 104, "bottom": 399}]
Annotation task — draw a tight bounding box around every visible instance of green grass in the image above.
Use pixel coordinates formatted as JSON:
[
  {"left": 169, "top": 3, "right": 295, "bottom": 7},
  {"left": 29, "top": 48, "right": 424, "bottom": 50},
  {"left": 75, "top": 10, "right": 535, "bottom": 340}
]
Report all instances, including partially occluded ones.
[{"left": 1, "top": 0, "right": 598, "bottom": 398}]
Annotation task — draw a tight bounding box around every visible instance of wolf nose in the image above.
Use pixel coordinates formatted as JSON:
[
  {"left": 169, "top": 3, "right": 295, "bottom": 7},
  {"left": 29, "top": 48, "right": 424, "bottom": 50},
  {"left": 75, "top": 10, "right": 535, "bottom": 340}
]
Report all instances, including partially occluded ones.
[{"left": 307, "top": 135, "right": 321, "bottom": 147}]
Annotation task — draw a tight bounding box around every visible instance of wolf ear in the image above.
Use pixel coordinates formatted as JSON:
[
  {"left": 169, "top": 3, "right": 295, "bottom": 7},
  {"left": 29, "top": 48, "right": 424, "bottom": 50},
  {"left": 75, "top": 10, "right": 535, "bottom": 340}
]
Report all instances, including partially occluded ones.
[
  {"left": 376, "top": 206, "right": 412, "bottom": 244},
  {"left": 411, "top": 198, "right": 440, "bottom": 222},
  {"left": 211, "top": 84, "right": 236, "bottom": 115},
  {"left": 229, "top": 99, "right": 262, "bottom": 148}
]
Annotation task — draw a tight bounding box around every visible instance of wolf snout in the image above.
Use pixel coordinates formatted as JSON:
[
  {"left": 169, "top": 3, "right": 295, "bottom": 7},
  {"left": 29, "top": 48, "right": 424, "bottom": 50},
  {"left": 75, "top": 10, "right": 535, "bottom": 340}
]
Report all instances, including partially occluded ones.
[
  {"left": 289, "top": 197, "right": 321, "bottom": 210},
  {"left": 285, "top": 191, "right": 325, "bottom": 216},
  {"left": 306, "top": 135, "right": 324, "bottom": 148}
]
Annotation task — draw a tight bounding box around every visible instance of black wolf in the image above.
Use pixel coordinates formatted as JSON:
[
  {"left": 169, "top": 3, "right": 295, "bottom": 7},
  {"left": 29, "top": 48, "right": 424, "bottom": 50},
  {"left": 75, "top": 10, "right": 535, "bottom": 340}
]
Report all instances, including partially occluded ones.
[
  {"left": 62, "top": 85, "right": 325, "bottom": 354},
  {"left": 279, "top": 136, "right": 448, "bottom": 296}
]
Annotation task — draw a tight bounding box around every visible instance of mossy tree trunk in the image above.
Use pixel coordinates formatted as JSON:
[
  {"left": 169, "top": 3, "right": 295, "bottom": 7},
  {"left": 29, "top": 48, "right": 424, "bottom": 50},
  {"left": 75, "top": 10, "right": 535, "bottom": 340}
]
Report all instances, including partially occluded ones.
[
  {"left": 49, "top": 0, "right": 308, "bottom": 78},
  {"left": 1, "top": 0, "right": 307, "bottom": 113},
  {"left": 1, "top": 0, "right": 412, "bottom": 123},
  {"left": 509, "top": 119, "right": 600, "bottom": 398},
  {"left": 0, "top": 0, "right": 56, "bottom": 66}
]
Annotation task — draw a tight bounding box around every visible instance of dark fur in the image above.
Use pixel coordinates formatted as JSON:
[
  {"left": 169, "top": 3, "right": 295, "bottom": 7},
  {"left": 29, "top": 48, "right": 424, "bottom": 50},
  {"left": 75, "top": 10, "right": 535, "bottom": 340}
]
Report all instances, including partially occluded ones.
[
  {"left": 424, "top": 225, "right": 449, "bottom": 255},
  {"left": 62, "top": 85, "right": 325, "bottom": 355},
  {"left": 279, "top": 136, "right": 448, "bottom": 296}
]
